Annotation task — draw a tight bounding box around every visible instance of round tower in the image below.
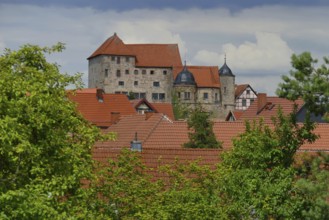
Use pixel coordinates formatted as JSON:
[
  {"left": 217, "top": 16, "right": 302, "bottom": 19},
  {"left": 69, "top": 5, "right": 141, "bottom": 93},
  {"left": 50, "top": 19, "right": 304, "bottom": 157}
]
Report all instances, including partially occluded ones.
[
  {"left": 219, "top": 58, "right": 235, "bottom": 117},
  {"left": 173, "top": 63, "right": 197, "bottom": 105}
]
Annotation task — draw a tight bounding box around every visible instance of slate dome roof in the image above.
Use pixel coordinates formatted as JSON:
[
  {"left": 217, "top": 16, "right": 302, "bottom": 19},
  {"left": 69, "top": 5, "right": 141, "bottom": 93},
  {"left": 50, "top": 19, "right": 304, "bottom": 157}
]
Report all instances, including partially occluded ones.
[
  {"left": 219, "top": 62, "right": 235, "bottom": 76},
  {"left": 174, "top": 64, "right": 196, "bottom": 85}
]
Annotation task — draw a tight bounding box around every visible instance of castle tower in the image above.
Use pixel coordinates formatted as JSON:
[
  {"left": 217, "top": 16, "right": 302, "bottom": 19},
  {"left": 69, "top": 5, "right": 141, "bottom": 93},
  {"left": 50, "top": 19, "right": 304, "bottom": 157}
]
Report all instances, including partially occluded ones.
[
  {"left": 173, "top": 63, "right": 197, "bottom": 105},
  {"left": 218, "top": 58, "right": 235, "bottom": 118}
]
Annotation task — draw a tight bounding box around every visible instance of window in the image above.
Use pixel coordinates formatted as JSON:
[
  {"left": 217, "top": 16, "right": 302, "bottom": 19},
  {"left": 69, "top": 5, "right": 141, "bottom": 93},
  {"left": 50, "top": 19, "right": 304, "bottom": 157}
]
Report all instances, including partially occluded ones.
[
  {"left": 159, "top": 93, "right": 165, "bottom": 100},
  {"left": 111, "top": 56, "right": 115, "bottom": 61},
  {"left": 153, "top": 82, "right": 160, "bottom": 87},
  {"left": 118, "top": 81, "right": 124, "bottom": 86},
  {"left": 126, "top": 57, "right": 130, "bottom": 62},
  {"left": 134, "top": 81, "right": 138, "bottom": 86},
  {"left": 134, "top": 92, "right": 146, "bottom": 99},
  {"left": 105, "top": 69, "right": 109, "bottom": 77},
  {"left": 224, "top": 87, "right": 227, "bottom": 94},
  {"left": 115, "top": 91, "right": 121, "bottom": 94},
  {"left": 125, "top": 69, "right": 129, "bottom": 74},
  {"left": 242, "top": 99, "right": 247, "bottom": 107},
  {"left": 117, "top": 56, "right": 120, "bottom": 64},
  {"left": 150, "top": 70, "right": 154, "bottom": 75},
  {"left": 177, "top": 92, "right": 181, "bottom": 99},
  {"left": 215, "top": 93, "right": 218, "bottom": 101},
  {"left": 184, "top": 92, "right": 191, "bottom": 100},
  {"left": 163, "top": 70, "right": 167, "bottom": 75},
  {"left": 152, "top": 93, "right": 159, "bottom": 100},
  {"left": 246, "top": 89, "right": 250, "bottom": 95},
  {"left": 203, "top": 92, "right": 208, "bottom": 100},
  {"left": 116, "top": 70, "right": 121, "bottom": 77},
  {"left": 134, "top": 70, "right": 138, "bottom": 75},
  {"left": 142, "top": 69, "right": 146, "bottom": 75}
]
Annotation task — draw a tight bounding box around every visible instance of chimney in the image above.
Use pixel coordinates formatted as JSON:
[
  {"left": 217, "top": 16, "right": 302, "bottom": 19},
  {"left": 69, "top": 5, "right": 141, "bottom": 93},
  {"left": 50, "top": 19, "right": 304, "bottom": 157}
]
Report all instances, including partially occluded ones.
[
  {"left": 130, "top": 132, "right": 142, "bottom": 152},
  {"left": 96, "top": 88, "right": 104, "bottom": 102},
  {"left": 257, "top": 93, "right": 267, "bottom": 114},
  {"left": 111, "top": 112, "right": 120, "bottom": 124},
  {"left": 145, "top": 111, "right": 154, "bottom": 120}
]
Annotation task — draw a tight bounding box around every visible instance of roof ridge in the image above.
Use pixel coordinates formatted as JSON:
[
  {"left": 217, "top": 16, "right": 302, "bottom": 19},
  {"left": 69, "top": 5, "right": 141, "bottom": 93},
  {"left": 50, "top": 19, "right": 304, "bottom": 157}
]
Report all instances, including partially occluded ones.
[{"left": 143, "top": 114, "right": 168, "bottom": 145}]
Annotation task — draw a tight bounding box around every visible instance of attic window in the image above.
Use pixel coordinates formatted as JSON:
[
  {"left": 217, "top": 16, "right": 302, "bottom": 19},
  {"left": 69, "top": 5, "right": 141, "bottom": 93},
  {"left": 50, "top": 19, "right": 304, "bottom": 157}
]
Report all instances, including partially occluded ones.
[
  {"left": 181, "top": 74, "right": 187, "bottom": 82},
  {"left": 203, "top": 93, "right": 208, "bottom": 100},
  {"left": 111, "top": 56, "right": 115, "bottom": 61},
  {"left": 117, "top": 57, "right": 120, "bottom": 64},
  {"left": 126, "top": 57, "right": 130, "bottom": 62},
  {"left": 142, "top": 69, "right": 146, "bottom": 74},
  {"left": 246, "top": 89, "right": 250, "bottom": 95},
  {"left": 163, "top": 70, "right": 167, "bottom": 75},
  {"left": 134, "top": 70, "right": 139, "bottom": 75},
  {"left": 150, "top": 70, "right": 155, "bottom": 75}
]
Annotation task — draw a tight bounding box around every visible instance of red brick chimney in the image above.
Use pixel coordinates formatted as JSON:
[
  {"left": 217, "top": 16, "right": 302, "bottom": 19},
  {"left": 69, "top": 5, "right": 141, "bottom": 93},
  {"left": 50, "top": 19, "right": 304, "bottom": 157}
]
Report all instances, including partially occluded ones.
[
  {"left": 96, "top": 88, "right": 104, "bottom": 102},
  {"left": 111, "top": 112, "right": 120, "bottom": 124},
  {"left": 257, "top": 93, "right": 267, "bottom": 114}
]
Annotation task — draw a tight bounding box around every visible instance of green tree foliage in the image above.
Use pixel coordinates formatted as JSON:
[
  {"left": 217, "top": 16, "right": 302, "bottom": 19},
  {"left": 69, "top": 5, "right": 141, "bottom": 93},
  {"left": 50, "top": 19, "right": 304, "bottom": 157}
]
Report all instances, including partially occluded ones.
[
  {"left": 0, "top": 44, "right": 112, "bottom": 219},
  {"left": 277, "top": 52, "right": 329, "bottom": 121},
  {"left": 184, "top": 105, "right": 222, "bottom": 149},
  {"left": 172, "top": 90, "right": 189, "bottom": 120},
  {"left": 218, "top": 110, "right": 329, "bottom": 219}
]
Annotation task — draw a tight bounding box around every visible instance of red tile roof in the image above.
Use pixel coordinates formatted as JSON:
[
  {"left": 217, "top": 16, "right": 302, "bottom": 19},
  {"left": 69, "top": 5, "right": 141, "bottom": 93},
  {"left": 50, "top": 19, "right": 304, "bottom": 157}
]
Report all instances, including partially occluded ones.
[
  {"left": 173, "top": 65, "right": 220, "bottom": 88},
  {"left": 68, "top": 89, "right": 136, "bottom": 127},
  {"left": 151, "top": 103, "right": 175, "bottom": 121},
  {"left": 235, "top": 84, "right": 249, "bottom": 98},
  {"left": 88, "top": 33, "right": 182, "bottom": 68},
  {"left": 239, "top": 96, "right": 304, "bottom": 123}
]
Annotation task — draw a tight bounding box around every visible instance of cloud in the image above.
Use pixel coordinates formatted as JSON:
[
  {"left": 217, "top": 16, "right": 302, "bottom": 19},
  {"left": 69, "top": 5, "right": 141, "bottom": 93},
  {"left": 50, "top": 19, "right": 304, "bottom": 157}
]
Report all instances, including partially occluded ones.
[
  {"left": 194, "top": 32, "right": 293, "bottom": 73},
  {"left": 0, "top": 4, "right": 329, "bottom": 95}
]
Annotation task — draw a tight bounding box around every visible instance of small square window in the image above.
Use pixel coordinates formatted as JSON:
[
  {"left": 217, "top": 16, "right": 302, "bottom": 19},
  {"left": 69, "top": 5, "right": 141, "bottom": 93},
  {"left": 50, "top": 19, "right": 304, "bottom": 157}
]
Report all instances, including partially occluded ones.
[
  {"left": 142, "top": 69, "right": 146, "bottom": 75},
  {"left": 246, "top": 90, "right": 250, "bottom": 95},
  {"left": 163, "top": 70, "right": 167, "bottom": 75},
  {"left": 116, "top": 70, "right": 121, "bottom": 77},
  {"left": 111, "top": 56, "right": 115, "bottom": 61},
  {"left": 152, "top": 93, "right": 159, "bottom": 100},
  {"left": 184, "top": 92, "right": 190, "bottom": 100},
  {"left": 126, "top": 57, "right": 130, "bottom": 62},
  {"left": 117, "top": 57, "right": 120, "bottom": 64},
  {"left": 150, "top": 70, "right": 154, "bottom": 75},
  {"left": 140, "top": 93, "right": 146, "bottom": 99},
  {"left": 134, "top": 70, "right": 138, "bottom": 75},
  {"left": 134, "top": 81, "right": 138, "bottom": 86},
  {"left": 125, "top": 69, "right": 129, "bottom": 74},
  {"left": 153, "top": 82, "right": 160, "bottom": 87},
  {"left": 118, "top": 81, "right": 124, "bottom": 86},
  {"left": 159, "top": 93, "right": 165, "bottom": 100},
  {"left": 203, "top": 93, "right": 208, "bottom": 100},
  {"left": 105, "top": 69, "right": 109, "bottom": 77}
]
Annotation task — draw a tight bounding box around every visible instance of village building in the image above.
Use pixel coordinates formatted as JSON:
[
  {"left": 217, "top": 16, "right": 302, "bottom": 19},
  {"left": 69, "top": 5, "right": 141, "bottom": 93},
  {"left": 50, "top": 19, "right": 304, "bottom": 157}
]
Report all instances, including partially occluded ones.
[{"left": 87, "top": 33, "right": 236, "bottom": 119}]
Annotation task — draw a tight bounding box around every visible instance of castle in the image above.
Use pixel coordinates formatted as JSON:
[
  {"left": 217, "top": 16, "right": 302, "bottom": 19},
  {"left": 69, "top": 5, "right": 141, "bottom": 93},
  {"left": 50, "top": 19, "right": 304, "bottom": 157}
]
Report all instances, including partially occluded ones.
[{"left": 88, "top": 33, "right": 236, "bottom": 119}]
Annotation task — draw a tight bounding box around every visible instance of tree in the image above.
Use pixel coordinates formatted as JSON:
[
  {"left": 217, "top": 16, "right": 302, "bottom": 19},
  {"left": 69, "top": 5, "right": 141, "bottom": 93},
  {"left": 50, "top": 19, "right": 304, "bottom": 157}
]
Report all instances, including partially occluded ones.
[
  {"left": 183, "top": 105, "right": 222, "bottom": 149},
  {"left": 277, "top": 52, "right": 329, "bottom": 121},
  {"left": 217, "top": 110, "right": 329, "bottom": 219},
  {"left": 172, "top": 90, "right": 189, "bottom": 120},
  {"left": 0, "top": 44, "right": 113, "bottom": 219}
]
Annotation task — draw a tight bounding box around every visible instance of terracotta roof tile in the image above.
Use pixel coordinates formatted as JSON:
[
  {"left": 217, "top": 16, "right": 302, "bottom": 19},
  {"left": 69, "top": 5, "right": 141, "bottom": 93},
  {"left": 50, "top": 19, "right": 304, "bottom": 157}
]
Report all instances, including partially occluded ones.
[
  {"left": 129, "top": 44, "right": 182, "bottom": 67},
  {"left": 173, "top": 65, "right": 220, "bottom": 88},
  {"left": 88, "top": 34, "right": 134, "bottom": 59},
  {"left": 151, "top": 103, "right": 175, "bottom": 121},
  {"left": 88, "top": 33, "right": 182, "bottom": 67},
  {"left": 235, "top": 84, "right": 249, "bottom": 98},
  {"left": 239, "top": 96, "right": 304, "bottom": 123},
  {"left": 68, "top": 89, "right": 136, "bottom": 127}
]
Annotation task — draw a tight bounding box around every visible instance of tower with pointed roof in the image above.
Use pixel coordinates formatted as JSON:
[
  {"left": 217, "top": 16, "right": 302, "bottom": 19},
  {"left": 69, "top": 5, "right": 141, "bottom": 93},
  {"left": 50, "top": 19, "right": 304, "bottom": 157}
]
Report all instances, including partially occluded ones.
[{"left": 218, "top": 57, "right": 235, "bottom": 117}]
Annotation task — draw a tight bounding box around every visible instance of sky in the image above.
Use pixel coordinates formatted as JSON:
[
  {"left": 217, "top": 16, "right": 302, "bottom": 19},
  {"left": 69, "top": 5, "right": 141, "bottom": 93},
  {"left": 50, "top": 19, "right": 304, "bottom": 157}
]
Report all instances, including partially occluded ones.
[{"left": 1, "top": 1, "right": 329, "bottom": 95}]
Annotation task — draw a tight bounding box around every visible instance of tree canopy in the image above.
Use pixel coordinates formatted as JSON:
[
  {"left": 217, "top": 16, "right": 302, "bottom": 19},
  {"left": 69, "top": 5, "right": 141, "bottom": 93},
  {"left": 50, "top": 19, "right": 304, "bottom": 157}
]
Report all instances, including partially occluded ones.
[
  {"left": 0, "top": 44, "right": 112, "bottom": 219},
  {"left": 277, "top": 52, "right": 329, "bottom": 121}
]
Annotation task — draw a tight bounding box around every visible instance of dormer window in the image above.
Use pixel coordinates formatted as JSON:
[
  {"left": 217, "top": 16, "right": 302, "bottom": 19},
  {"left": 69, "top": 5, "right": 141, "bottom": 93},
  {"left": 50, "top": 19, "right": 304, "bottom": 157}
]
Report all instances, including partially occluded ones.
[{"left": 181, "top": 74, "right": 187, "bottom": 82}]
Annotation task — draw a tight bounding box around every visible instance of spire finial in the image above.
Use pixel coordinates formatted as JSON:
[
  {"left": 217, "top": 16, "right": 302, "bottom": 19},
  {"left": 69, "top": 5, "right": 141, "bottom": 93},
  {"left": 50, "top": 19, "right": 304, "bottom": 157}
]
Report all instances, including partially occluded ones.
[
  {"left": 224, "top": 53, "right": 227, "bottom": 63},
  {"left": 184, "top": 60, "right": 186, "bottom": 66}
]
